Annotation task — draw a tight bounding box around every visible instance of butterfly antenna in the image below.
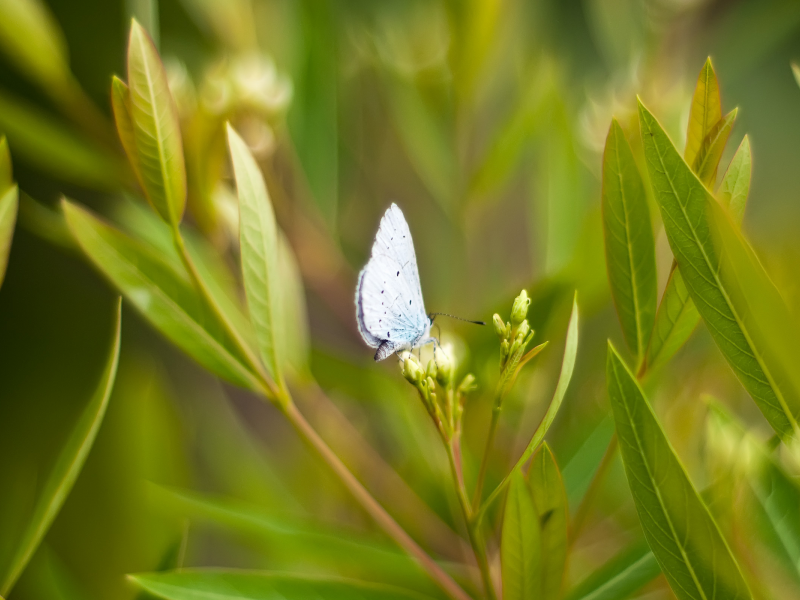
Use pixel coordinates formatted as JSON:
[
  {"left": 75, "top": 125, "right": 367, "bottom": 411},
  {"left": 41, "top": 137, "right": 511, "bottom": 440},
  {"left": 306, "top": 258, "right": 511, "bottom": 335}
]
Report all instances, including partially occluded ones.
[{"left": 429, "top": 312, "right": 486, "bottom": 326}]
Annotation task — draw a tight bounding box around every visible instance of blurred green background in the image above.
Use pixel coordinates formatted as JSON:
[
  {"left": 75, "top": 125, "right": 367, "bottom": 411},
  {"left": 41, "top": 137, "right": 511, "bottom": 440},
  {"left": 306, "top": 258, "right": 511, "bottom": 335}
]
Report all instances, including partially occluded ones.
[{"left": 2, "top": 0, "right": 800, "bottom": 598}]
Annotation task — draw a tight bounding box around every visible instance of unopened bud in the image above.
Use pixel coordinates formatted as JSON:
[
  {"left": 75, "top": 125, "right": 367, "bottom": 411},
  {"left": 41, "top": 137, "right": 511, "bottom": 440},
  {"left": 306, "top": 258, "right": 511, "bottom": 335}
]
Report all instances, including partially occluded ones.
[
  {"left": 436, "top": 353, "right": 452, "bottom": 386},
  {"left": 517, "top": 319, "right": 531, "bottom": 340},
  {"left": 493, "top": 314, "right": 506, "bottom": 339},
  {"left": 501, "top": 339, "right": 510, "bottom": 358},
  {"left": 510, "top": 290, "right": 531, "bottom": 326},
  {"left": 426, "top": 359, "right": 438, "bottom": 380},
  {"left": 403, "top": 357, "right": 422, "bottom": 383},
  {"left": 426, "top": 376, "right": 437, "bottom": 397},
  {"left": 458, "top": 374, "right": 476, "bottom": 394}
]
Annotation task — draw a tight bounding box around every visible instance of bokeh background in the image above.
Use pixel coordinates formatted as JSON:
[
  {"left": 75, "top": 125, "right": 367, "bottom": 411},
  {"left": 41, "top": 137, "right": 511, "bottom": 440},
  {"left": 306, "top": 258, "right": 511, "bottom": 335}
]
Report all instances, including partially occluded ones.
[{"left": 2, "top": 0, "right": 800, "bottom": 598}]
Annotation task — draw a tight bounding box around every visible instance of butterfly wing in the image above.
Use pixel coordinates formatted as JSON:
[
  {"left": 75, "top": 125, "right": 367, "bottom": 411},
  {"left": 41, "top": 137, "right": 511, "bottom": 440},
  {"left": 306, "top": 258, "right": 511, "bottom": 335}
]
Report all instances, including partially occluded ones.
[{"left": 356, "top": 204, "right": 429, "bottom": 360}]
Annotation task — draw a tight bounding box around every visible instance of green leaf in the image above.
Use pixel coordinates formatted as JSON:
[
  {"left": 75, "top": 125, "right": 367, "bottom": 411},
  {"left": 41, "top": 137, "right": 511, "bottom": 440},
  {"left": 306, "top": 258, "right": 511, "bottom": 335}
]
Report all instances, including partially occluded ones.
[
  {"left": 0, "top": 0, "right": 71, "bottom": 94},
  {"left": 111, "top": 76, "right": 143, "bottom": 186},
  {"left": 606, "top": 342, "right": 752, "bottom": 600},
  {"left": 691, "top": 108, "right": 737, "bottom": 188},
  {"left": 601, "top": 119, "right": 657, "bottom": 363},
  {"left": 62, "top": 200, "right": 261, "bottom": 392},
  {"left": 684, "top": 58, "right": 721, "bottom": 167},
  {"left": 278, "top": 232, "right": 310, "bottom": 374},
  {"left": 717, "top": 135, "right": 751, "bottom": 225},
  {"left": 529, "top": 442, "right": 568, "bottom": 600},
  {"left": 128, "top": 570, "right": 436, "bottom": 600},
  {"left": 0, "top": 300, "right": 121, "bottom": 597},
  {"left": 227, "top": 125, "right": 283, "bottom": 387},
  {"left": 126, "top": 19, "right": 187, "bottom": 226},
  {"left": 643, "top": 266, "right": 700, "bottom": 373},
  {"left": 501, "top": 471, "right": 541, "bottom": 600},
  {"left": 0, "top": 185, "right": 18, "bottom": 289},
  {"left": 0, "top": 136, "right": 12, "bottom": 192},
  {"left": 639, "top": 99, "right": 800, "bottom": 441},
  {"left": 0, "top": 91, "right": 123, "bottom": 189},
  {"left": 563, "top": 542, "right": 660, "bottom": 600}
]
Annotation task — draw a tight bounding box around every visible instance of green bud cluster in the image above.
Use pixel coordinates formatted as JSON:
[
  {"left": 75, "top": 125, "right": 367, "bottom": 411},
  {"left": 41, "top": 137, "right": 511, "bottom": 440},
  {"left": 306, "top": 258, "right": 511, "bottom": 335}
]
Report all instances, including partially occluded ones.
[
  {"left": 400, "top": 351, "right": 475, "bottom": 441},
  {"left": 495, "top": 290, "right": 534, "bottom": 370}
]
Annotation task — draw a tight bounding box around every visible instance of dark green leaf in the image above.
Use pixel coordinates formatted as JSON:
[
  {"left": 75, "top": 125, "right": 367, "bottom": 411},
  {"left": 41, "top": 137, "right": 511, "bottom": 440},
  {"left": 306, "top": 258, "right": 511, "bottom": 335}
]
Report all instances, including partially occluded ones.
[
  {"left": 501, "top": 471, "right": 541, "bottom": 600},
  {"left": 126, "top": 19, "right": 187, "bottom": 226},
  {"left": 684, "top": 58, "right": 721, "bottom": 167},
  {"left": 529, "top": 442, "right": 568, "bottom": 600},
  {"left": 0, "top": 185, "right": 18, "bottom": 289},
  {"left": 62, "top": 200, "right": 261, "bottom": 391},
  {"left": 601, "top": 119, "right": 657, "bottom": 364},
  {"left": 563, "top": 542, "right": 660, "bottom": 600},
  {"left": 128, "top": 570, "right": 436, "bottom": 600},
  {"left": 0, "top": 91, "right": 122, "bottom": 189},
  {"left": 0, "top": 300, "right": 121, "bottom": 597},
  {"left": 228, "top": 125, "right": 283, "bottom": 387},
  {"left": 717, "top": 135, "right": 751, "bottom": 225},
  {"left": 692, "top": 109, "right": 737, "bottom": 188},
  {"left": 606, "top": 341, "right": 752, "bottom": 600},
  {"left": 639, "top": 99, "right": 800, "bottom": 441}
]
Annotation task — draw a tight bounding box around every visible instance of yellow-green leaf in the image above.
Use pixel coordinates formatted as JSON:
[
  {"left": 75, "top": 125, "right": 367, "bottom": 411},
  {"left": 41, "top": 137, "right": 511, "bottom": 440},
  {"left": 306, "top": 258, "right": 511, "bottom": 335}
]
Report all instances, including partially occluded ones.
[
  {"left": 0, "top": 136, "right": 11, "bottom": 192},
  {"left": 278, "top": 232, "right": 310, "bottom": 375},
  {"left": 717, "top": 135, "right": 751, "bottom": 225},
  {"left": 0, "top": 185, "right": 18, "bottom": 289},
  {"left": 62, "top": 200, "right": 260, "bottom": 392},
  {"left": 606, "top": 342, "right": 752, "bottom": 600},
  {"left": 111, "top": 76, "right": 143, "bottom": 186},
  {"left": 564, "top": 541, "right": 660, "bottom": 600},
  {"left": 529, "top": 443, "right": 568, "bottom": 600},
  {"left": 684, "top": 57, "right": 721, "bottom": 167},
  {"left": 227, "top": 125, "right": 283, "bottom": 388},
  {"left": 692, "top": 108, "right": 737, "bottom": 188},
  {"left": 639, "top": 99, "right": 800, "bottom": 441},
  {"left": 126, "top": 19, "right": 186, "bottom": 225},
  {"left": 0, "top": 300, "right": 121, "bottom": 597},
  {"left": 601, "top": 119, "right": 657, "bottom": 363},
  {"left": 501, "top": 471, "right": 541, "bottom": 600}
]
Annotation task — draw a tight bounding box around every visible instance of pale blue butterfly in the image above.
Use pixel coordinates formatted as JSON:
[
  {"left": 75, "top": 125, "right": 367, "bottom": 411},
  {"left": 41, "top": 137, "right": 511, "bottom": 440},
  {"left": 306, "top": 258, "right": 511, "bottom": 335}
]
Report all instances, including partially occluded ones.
[{"left": 356, "top": 204, "right": 483, "bottom": 361}]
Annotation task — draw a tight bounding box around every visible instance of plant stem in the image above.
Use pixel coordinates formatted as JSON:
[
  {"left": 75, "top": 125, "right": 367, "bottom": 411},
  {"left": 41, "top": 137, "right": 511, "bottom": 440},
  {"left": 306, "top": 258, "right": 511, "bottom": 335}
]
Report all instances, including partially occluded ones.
[
  {"left": 570, "top": 433, "right": 618, "bottom": 544},
  {"left": 283, "top": 401, "right": 473, "bottom": 600},
  {"left": 446, "top": 438, "right": 498, "bottom": 600},
  {"left": 472, "top": 404, "right": 501, "bottom": 512}
]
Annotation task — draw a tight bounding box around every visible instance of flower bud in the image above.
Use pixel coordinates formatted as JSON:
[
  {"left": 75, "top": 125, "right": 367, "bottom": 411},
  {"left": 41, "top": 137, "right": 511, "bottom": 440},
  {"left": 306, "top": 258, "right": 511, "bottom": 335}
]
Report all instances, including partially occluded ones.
[
  {"left": 500, "top": 339, "right": 510, "bottom": 358},
  {"left": 493, "top": 314, "right": 507, "bottom": 339},
  {"left": 426, "top": 376, "right": 437, "bottom": 396},
  {"left": 510, "top": 290, "right": 531, "bottom": 326},
  {"left": 426, "top": 359, "right": 438, "bottom": 380},
  {"left": 435, "top": 353, "right": 452, "bottom": 386},
  {"left": 517, "top": 319, "right": 531, "bottom": 341},
  {"left": 403, "top": 357, "right": 422, "bottom": 383},
  {"left": 458, "top": 374, "right": 476, "bottom": 394}
]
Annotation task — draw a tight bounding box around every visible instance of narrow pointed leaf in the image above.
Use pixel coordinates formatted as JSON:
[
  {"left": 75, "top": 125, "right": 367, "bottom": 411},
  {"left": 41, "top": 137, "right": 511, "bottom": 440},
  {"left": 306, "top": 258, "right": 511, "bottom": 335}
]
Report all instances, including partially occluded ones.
[
  {"left": 0, "top": 185, "right": 17, "bottom": 289},
  {"left": 564, "top": 542, "right": 660, "bottom": 600},
  {"left": 643, "top": 266, "right": 700, "bottom": 372},
  {"left": 717, "top": 135, "right": 751, "bottom": 225},
  {"left": 692, "top": 108, "right": 737, "bottom": 188},
  {"left": 111, "top": 76, "right": 142, "bottom": 185},
  {"left": 126, "top": 19, "right": 186, "bottom": 225},
  {"left": 62, "top": 200, "right": 261, "bottom": 391},
  {"left": 529, "top": 443, "right": 568, "bottom": 600},
  {"left": 0, "top": 301, "right": 121, "bottom": 597},
  {"left": 684, "top": 58, "right": 721, "bottom": 166},
  {"left": 639, "top": 99, "right": 800, "bottom": 440},
  {"left": 278, "top": 233, "right": 309, "bottom": 373},
  {"left": 501, "top": 471, "right": 541, "bottom": 600},
  {"left": 228, "top": 125, "right": 283, "bottom": 386},
  {"left": 601, "top": 119, "right": 657, "bottom": 362},
  {"left": 606, "top": 342, "right": 752, "bottom": 600},
  {"left": 128, "top": 570, "right": 436, "bottom": 600}
]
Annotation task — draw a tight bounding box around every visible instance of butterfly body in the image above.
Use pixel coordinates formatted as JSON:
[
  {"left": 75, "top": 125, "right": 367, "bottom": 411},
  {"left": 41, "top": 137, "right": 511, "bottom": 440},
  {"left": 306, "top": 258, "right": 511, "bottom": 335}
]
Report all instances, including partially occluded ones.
[{"left": 356, "top": 204, "right": 435, "bottom": 361}]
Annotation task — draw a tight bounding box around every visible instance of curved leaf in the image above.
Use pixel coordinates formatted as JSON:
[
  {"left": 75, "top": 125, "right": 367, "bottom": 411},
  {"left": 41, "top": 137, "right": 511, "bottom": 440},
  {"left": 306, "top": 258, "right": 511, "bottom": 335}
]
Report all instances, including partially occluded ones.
[
  {"left": 606, "top": 342, "right": 752, "bottom": 600},
  {"left": 0, "top": 136, "right": 11, "bottom": 192},
  {"left": 0, "top": 300, "right": 121, "bottom": 597},
  {"left": 684, "top": 58, "right": 721, "bottom": 167},
  {"left": 227, "top": 125, "right": 283, "bottom": 387},
  {"left": 128, "top": 570, "right": 436, "bottom": 600},
  {"left": 717, "top": 135, "right": 751, "bottom": 225},
  {"left": 111, "top": 76, "right": 142, "bottom": 185},
  {"left": 0, "top": 185, "right": 17, "bottom": 289},
  {"left": 501, "top": 471, "right": 541, "bottom": 600},
  {"left": 62, "top": 200, "right": 261, "bottom": 392},
  {"left": 692, "top": 109, "right": 737, "bottom": 188},
  {"left": 278, "top": 232, "right": 310, "bottom": 374},
  {"left": 601, "top": 119, "right": 657, "bottom": 363},
  {"left": 639, "top": 99, "right": 800, "bottom": 441},
  {"left": 126, "top": 19, "right": 186, "bottom": 225},
  {"left": 563, "top": 542, "right": 660, "bottom": 600},
  {"left": 529, "top": 442, "right": 568, "bottom": 600}
]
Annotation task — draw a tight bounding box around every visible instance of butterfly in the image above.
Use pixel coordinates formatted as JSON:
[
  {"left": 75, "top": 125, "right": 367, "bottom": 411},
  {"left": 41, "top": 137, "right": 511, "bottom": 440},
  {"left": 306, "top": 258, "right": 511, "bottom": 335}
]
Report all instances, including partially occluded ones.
[{"left": 355, "top": 204, "right": 436, "bottom": 361}]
